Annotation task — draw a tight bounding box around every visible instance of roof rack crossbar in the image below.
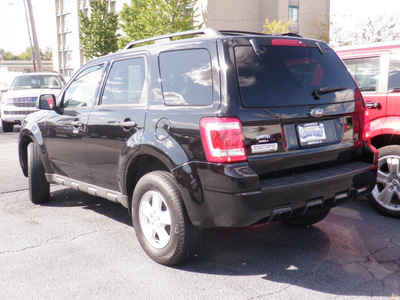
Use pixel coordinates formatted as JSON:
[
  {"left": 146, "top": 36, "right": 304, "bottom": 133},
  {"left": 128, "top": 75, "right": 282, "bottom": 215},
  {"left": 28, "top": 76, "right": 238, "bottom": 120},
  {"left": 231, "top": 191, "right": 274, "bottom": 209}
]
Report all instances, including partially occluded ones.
[{"left": 123, "top": 28, "right": 222, "bottom": 50}]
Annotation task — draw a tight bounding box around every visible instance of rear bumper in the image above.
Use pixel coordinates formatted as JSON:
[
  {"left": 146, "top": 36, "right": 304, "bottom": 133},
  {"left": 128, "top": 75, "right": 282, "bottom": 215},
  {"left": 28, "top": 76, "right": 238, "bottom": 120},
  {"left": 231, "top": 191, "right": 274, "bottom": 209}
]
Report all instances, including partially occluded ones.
[{"left": 173, "top": 160, "right": 377, "bottom": 228}]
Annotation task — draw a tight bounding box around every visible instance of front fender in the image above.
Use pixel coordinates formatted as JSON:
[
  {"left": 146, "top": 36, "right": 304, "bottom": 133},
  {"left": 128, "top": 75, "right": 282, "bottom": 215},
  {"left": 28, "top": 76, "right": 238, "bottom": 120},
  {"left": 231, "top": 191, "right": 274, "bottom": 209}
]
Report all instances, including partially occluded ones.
[{"left": 19, "top": 112, "right": 49, "bottom": 177}]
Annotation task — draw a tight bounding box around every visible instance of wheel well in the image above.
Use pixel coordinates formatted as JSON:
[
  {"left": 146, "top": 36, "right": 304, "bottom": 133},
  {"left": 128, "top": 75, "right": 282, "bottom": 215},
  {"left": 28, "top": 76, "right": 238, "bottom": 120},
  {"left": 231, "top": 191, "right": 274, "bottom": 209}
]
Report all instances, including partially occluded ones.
[
  {"left": 19, "top": 136, "right": 33, "bottom": 177},
  {"left": 125, "top": 155, "right": 170, "bottom": 212},
  {"left": 371, "top": 134, "right": 400, "bottom": 149}
]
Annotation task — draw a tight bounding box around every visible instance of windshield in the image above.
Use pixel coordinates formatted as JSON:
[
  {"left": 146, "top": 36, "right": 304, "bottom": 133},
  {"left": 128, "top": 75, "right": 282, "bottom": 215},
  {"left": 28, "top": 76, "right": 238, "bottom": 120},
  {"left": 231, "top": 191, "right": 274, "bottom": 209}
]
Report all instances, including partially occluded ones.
[
  {"left": 10, "top": 75, "right": 62, "bottom": 90},
  {"left": 235, "top": 45, "right": 358, "bottom": 107}
]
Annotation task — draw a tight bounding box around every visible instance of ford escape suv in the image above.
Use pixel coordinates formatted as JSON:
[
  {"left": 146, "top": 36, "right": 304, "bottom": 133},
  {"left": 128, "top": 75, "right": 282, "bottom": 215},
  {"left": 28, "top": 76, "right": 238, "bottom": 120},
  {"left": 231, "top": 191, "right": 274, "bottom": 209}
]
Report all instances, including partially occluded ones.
[
  {"left": 337, "top": 42, "right": 400, "bottom": 218},
  {"left": 18, "top": 29, "right": 377, "bottom": 266}
]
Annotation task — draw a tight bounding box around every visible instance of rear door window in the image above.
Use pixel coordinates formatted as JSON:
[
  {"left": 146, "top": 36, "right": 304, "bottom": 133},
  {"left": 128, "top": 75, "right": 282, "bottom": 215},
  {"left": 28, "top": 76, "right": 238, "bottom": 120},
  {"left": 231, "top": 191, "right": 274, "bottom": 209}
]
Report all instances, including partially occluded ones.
[
  {"left": 102, "top": 57, "right": 146, "bottom": 105},
  {"left": 235, "top": 45, "right": 357, "bottom": 107},
  {"left": 342, "top": 57, "right": 380, "bottom": 92},
  {"left": 159, "top": 49, "right": 213, "bottom": 106}
]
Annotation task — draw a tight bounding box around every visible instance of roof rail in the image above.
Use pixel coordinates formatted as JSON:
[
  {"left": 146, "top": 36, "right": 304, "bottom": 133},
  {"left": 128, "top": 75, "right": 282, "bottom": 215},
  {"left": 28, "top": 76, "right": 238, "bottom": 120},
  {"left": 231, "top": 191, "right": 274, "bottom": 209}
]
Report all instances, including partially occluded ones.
[{"left": 123, "top": 28, "right": 222, "bottom": 50}]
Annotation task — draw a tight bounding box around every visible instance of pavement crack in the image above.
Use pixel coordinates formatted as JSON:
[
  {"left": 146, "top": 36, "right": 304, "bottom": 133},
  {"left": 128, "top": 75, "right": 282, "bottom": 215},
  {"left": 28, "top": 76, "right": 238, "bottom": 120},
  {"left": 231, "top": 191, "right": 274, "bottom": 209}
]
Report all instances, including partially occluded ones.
[
  {"left": 0, "top": 229, "right": 104, "bottom": 255},
  {"left": 0, "top": 188, "right": 29, "bottom": 195}
]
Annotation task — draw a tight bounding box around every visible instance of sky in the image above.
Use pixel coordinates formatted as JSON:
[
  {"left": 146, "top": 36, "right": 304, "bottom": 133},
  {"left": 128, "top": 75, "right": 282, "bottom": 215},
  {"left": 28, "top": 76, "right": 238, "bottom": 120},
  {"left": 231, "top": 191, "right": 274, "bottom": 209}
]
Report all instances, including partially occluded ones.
[
  {"left": 0, "top": 0, "right": 400, "bottom": 55},
  {"left": 0, "top": 0, "right": 56, "bottom": 54}
]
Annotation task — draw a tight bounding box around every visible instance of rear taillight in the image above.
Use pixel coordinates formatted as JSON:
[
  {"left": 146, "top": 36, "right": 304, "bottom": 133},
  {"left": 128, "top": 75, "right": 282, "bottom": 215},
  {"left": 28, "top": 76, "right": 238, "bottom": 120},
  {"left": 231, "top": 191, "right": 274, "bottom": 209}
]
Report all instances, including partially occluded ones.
[
  {"left": 200, "top": 117, "right": 247, "bottom": 163},
  {"left": 353, "top": 104, "right": 371, "bottom": 147},
  {"left": 363, "top": 108, "right": 371, "bottom": 142}
]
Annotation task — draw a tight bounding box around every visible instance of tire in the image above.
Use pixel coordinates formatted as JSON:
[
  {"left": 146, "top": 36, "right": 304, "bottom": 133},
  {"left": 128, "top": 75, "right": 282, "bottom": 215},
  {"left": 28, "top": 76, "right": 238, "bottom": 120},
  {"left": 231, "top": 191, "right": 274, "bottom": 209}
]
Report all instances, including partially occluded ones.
[
  {"left": 282, "top": 207, "right": 331, "bottom": 227},
  {"left": 1, "top": 119, "right": 14, "bottom": 133},
  {"left": 132, "top": 171, "right": 203, "bottom": 266},
  {"left": 27, "top": 143, "right": 50, "bottom": 204},
  {"left": 368, "top": 145, "right": 400, "bottom": 218}
]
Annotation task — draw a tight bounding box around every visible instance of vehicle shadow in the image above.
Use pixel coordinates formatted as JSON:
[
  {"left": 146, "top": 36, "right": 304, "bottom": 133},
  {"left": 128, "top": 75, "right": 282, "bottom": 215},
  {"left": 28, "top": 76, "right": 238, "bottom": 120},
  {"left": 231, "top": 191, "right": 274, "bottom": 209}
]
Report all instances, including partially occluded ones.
[
  {"left": 44, "top": 186, "right": 132, "bottom": 226},
  {"left": 180, "top": 199, "right": 400, "bottom": 297},
  {"left": 43, "top": 187, "right": 400, "bottom": 297}
]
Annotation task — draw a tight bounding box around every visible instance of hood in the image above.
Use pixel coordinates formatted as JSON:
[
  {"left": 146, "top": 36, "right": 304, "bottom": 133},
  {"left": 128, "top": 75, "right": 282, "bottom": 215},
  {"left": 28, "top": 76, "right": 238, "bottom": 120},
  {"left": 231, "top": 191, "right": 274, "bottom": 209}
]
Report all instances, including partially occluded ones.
[{"left": 3, "top": 88, "right": 62, "bottom": 99}]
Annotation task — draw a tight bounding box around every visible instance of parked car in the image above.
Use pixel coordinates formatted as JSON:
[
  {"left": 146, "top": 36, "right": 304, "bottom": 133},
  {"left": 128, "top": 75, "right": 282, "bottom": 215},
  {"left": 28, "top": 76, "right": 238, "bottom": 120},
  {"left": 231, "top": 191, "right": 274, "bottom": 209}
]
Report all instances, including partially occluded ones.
[
  {"left": 1, "top": 72, "right": 65, "bottom": 132},
  {"left": 18, "top": 29, "right": 377, "bottom": 265},
  {"left": 337, "top": 42, "right": 400, "bottom": 218}
]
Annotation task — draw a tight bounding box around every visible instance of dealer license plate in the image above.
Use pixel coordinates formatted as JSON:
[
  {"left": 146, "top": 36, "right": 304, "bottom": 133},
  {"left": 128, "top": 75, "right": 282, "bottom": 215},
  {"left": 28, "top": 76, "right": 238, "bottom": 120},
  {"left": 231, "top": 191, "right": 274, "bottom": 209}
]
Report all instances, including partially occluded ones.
[{"left": 297, "top": 122, "right": 327, "bottom": 146}]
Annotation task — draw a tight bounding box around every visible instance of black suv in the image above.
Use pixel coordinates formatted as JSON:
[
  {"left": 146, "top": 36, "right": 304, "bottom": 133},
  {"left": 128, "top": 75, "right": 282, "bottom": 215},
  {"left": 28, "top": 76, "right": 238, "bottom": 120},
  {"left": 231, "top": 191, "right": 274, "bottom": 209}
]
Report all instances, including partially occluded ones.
[{"left": 19, "top": 29, "right": 377, "bottom": 266}]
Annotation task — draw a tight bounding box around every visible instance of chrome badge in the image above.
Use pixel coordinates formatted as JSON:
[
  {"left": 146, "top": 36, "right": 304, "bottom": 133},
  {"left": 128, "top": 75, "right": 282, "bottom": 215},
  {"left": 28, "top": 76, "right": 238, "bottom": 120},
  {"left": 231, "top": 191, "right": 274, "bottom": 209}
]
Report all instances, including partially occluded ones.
[{"left": 308, "top": 107, "right": 325, "bottom": 118}]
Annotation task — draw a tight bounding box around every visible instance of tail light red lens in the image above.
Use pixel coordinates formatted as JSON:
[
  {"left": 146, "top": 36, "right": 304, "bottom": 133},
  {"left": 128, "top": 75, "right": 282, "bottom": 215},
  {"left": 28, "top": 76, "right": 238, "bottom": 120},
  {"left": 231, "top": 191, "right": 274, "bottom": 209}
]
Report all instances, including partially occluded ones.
[
  {"left": 200, "top": 117, "right": 247, "bottom": 163},
  {"left": 363, "top": 108, "right": 371, "bottom": 142}
]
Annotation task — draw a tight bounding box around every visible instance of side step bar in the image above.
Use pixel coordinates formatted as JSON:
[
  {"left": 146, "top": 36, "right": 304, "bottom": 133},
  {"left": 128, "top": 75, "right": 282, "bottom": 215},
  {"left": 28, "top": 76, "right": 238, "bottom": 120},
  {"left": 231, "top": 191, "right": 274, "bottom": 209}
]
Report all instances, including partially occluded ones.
[{"left": 45, "top": 174, "right": 129, "bottom": 209}]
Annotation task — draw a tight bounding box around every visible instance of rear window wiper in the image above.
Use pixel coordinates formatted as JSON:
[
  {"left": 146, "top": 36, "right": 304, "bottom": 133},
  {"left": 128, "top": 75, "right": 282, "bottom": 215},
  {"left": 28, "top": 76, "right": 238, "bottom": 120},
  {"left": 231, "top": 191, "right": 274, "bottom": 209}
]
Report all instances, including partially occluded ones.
[{"left": 313, "top": 86, "right": 346, "bottom": 99}]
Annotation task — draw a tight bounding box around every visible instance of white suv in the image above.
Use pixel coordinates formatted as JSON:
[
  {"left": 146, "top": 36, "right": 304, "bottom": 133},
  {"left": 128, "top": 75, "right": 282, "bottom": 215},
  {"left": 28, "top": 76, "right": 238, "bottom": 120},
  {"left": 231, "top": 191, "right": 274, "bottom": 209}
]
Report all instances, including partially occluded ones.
[{"left": 1, "top": 73, "right": 65, "bottom": 132}]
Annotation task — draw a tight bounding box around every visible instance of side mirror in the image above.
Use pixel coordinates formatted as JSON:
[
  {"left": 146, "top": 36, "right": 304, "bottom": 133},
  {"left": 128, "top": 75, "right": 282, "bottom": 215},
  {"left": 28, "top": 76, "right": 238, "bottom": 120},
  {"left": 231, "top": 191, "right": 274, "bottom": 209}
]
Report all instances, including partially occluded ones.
[
  {"left": 37, "top": 94, "right": 56, "bottom": 110},
  {"left": 0, "top": 88, "right": 8, "bottom": 93}
]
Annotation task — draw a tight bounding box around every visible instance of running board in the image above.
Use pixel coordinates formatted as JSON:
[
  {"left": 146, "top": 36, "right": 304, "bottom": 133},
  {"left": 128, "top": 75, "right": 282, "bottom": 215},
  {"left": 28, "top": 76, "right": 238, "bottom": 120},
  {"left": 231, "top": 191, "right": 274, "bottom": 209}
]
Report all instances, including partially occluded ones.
[{"left": 45, "top": 174, "right": 129, "bottom": 209}]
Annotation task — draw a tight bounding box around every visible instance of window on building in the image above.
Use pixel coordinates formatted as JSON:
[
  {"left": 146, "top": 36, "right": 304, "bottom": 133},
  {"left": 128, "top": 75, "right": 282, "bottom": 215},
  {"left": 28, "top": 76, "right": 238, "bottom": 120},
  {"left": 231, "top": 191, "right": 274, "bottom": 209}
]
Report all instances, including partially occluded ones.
[
  {"left": 289, "top": 6, "right": 299, "bottom": 24},
  {"left": 102, "top": 57, "right": 146, "bottom": 105},
  {"left": 62, "top": 64, "right": 104, "bottom": 108},
  {"left": 159, "top": 49, "right": 213, "bottom": 106},
  {"left": 343, "top": 57, "right": 380, "bottom": 92}
]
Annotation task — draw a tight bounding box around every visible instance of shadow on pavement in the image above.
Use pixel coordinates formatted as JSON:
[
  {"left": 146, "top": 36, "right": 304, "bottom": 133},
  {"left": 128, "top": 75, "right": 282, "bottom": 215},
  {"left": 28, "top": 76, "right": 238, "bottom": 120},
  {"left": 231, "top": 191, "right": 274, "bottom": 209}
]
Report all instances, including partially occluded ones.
[{"left": 43, "top": 187, "right": 400, "bottom": 297}]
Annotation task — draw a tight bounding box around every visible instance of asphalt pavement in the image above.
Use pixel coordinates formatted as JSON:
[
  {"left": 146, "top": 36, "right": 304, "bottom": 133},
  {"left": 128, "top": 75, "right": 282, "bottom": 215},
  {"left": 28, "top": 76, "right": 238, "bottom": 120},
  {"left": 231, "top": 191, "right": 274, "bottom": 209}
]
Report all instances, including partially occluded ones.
[{"left": 0, "top": 126, "right": 399, "bottom": 299}]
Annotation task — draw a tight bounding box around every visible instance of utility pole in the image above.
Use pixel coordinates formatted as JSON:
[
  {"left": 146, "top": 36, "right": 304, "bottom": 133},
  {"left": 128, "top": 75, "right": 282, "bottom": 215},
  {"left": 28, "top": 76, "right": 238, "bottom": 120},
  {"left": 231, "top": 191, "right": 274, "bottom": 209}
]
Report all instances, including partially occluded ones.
[{"left": 26, "top": 0, "right": 42, "bottom": 72}]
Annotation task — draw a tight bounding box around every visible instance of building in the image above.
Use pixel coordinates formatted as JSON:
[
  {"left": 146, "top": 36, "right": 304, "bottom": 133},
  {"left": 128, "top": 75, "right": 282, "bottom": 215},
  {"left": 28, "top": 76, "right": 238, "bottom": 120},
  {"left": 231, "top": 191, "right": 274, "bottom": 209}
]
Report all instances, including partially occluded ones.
[
  {"left": 54, "top": 0, "right": 128, "bottom": 79},
  {"left": 53, "top": 0, "right": 330, "bottom": 78},
  {"left": 198, "top": 0, "right": 330, "bottom": 38}
]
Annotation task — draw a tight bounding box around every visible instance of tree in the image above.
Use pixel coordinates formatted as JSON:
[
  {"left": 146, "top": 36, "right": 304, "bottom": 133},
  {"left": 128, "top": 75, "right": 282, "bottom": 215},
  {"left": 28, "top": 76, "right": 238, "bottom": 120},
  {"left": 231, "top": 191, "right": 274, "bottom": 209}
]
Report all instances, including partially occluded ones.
[
  {"left": 306, "top": 15, "right": 330, "bottom": 43},
  {"left": 0, "top": 48, "right": 19, "bottom": 60},
  {"left": 42, "top": 47, "right": 52, "bottom": 61},
  {"left": 263, "top": 18, "right": 292, "bottom": 35},
  {"left": 119, "top": 0, "right": 200, "bottom": 49},
  {"left": 331, "top": 14, "right": 400, "bottom": 47},
  {"left": 19, "top": 47, "right": 33, "bottom": 61},
  {"left": 79, "top": 0, "right": 119, "bottom": 59}
]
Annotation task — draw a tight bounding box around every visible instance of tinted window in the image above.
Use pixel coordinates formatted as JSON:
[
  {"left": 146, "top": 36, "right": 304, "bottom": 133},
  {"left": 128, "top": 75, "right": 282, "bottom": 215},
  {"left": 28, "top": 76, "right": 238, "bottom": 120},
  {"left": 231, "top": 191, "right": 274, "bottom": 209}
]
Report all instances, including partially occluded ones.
[
  {"left": 159, "top": 49, "right": 212, "bottom": 106},
  {"left": 389, "top": 53, "right": 400, "bottom": 91},
  {"left": 102, "top": 57, "right": 146, "bottom": 105},
  {"left": 343, "top": 57, "right": 380, "bottom": 92},
  {"left": 63, "top": 64, "right": 104, "bottom": 108},
  {"left": 235, "top": 46, "right": 357, "bottom": 107}
]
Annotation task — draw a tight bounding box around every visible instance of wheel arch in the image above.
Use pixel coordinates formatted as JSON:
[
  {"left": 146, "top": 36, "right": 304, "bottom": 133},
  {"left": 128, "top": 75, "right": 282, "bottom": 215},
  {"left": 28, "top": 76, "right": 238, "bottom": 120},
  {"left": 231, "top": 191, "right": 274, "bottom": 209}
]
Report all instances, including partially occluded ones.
[
  {"left": 124, "top": 152, "right": 170, "bottom": 214},
  {"left": 19, "top": 134, "right": 34, "bottom": 177},
  {"left": 371, "top": 133, "right": 400, "bottom": 149}
]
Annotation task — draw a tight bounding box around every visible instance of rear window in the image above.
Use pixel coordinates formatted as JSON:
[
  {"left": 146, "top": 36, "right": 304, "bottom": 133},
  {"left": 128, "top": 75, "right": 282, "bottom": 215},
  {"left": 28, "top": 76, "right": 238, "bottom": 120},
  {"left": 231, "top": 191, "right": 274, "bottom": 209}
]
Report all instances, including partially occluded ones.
[{"left": 235, "top": 45, "right": 357, "bottom": 107}]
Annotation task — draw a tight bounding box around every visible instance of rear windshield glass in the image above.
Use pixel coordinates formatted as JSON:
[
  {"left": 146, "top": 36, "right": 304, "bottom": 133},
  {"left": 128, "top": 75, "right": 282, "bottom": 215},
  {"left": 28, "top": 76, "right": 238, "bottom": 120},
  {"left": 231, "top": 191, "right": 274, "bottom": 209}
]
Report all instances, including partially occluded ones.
[{"left": 235, "top": 45, "right": 357, "bottom": 107}]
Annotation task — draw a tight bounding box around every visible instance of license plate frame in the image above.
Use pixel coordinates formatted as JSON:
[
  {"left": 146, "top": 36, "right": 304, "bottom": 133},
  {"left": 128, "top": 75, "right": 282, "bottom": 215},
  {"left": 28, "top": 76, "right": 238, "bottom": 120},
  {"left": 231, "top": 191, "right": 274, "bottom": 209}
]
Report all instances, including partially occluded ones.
[{"left": 297, "top": 122, "right": 327, "bottom": 146}]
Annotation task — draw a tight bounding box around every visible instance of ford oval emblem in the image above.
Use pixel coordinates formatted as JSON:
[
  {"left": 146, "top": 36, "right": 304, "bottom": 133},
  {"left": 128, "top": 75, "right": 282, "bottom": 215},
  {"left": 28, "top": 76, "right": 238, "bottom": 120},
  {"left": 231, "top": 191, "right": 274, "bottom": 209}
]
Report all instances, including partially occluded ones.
[{"left": 308, "top": 107, "right": 325, "bottom": 118}]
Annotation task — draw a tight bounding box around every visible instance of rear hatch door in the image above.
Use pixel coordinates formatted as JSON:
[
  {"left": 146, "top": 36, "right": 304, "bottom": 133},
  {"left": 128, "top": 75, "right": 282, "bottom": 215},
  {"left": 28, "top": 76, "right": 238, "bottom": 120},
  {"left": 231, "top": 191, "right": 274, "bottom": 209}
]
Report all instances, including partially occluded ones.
[{"left": 233, "top": 37, "right": 363, "bottom": 177}]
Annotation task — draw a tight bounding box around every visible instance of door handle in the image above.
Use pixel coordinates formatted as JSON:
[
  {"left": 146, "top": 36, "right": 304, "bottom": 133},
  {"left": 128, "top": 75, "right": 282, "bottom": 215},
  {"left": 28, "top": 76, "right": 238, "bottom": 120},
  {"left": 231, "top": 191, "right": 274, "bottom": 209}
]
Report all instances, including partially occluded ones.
[
  {"left": 120, "top": 121, "right": 137, "bottom": 128},
  {"left": 365, "top": 102, "right": 381, "bottom": 109},
  {"left": 71, "top": 121, "right": 83, "bottom": 127}
]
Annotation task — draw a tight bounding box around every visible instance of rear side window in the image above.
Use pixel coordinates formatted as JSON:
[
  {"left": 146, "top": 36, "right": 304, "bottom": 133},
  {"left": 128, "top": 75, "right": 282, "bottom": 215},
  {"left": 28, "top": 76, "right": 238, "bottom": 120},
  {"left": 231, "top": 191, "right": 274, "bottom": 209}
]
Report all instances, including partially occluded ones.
[
  {"left": 159, "top": 49, "right": 212, "bottom": 106},
  {"left": 342, "top": 57, "right": 380, "bottom": 92},
  {"left": 235, "top": 45, "right": 357, "bottom": 107},
  {"left": 389, "top": 53, "right": 400, "bottom": 91},
  {"left": 102, "top": 57, "right": 146, "bottom": 105}
]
